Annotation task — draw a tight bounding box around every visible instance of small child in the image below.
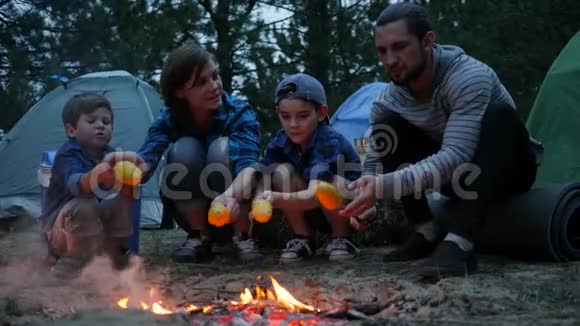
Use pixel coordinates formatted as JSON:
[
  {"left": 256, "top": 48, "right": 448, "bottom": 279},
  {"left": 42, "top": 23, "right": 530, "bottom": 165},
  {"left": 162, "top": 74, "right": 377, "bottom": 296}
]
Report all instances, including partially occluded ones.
[
  {"left": 252, "top": 73, "right": 371, "bottom": 263},
  {"left": 41, "top": 93, "right": 140, "bottom": 278}
]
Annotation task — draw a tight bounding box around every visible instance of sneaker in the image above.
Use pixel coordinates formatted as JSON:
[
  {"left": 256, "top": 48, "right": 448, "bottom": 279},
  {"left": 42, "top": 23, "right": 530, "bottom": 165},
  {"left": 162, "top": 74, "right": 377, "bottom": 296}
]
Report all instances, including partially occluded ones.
[
  {"left": 325, "top": 238, "right": 360, "bottom": 261},
  {"left": 383, "top": 232, "right": 438, "bottom": 262},
  {"left": 233, "top": 238, "right": 264, "bottom": 263},
  {"left": 51, "top": 256, "right": 91, "bottom": 279},
  {"left": 280, "top": 238, "right": 313, "bottom": 263},
  {"left": 418, "top": 240, "right": 478, "bottom": 280},
  {"left": 172, "top": 238, "right": 213, "bottom": 263}
]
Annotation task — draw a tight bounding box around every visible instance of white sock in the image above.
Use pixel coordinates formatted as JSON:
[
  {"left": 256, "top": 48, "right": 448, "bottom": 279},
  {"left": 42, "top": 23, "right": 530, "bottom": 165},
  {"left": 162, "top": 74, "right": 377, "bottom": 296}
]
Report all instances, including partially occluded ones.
[
  {"left": 416, "top": 221, "right": 438, "bottom": 242},
  {"left": 444, "top": 233, "right": 474, "bottom": 252}
]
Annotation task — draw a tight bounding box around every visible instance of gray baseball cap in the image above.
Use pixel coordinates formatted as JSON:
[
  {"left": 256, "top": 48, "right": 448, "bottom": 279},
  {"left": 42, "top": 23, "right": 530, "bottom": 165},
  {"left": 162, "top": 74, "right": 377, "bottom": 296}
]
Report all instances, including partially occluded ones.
[{"left": 274, "top": 73, "right": 327, "bottom": 107}]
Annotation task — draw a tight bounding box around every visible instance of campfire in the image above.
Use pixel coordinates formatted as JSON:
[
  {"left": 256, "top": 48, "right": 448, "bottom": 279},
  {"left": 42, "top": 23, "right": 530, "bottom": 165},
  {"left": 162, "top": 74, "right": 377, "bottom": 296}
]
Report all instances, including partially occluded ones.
[{"left": 115, "top": 275, "right": 389, "bottom": 324}]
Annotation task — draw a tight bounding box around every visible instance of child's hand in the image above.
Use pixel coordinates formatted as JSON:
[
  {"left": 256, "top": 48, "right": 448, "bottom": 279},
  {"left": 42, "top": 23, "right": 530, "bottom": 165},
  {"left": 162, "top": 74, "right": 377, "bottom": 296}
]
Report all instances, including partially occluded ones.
[
  {"left": 103, "top": 151, "right": 150, "bottom": 177},
  {"left": 255, "top": 190, "right": 274, "bottom": 203},
  {"left": 85, "top": 162, "right": 116, "bottom": 192}
]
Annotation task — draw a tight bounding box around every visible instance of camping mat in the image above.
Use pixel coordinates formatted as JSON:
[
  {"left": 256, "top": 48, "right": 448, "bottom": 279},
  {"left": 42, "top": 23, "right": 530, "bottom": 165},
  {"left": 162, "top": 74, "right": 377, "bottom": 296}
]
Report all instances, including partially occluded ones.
[{"left": 428, "top": 183, "right": 580, "bottom": 262}]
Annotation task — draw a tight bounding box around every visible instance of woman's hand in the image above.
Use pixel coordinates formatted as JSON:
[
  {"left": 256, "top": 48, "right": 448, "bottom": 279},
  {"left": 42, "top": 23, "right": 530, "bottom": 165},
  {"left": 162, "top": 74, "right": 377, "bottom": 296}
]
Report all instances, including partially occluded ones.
[{"left": 211, "top": 194, "right": 241, "bottom": 224}]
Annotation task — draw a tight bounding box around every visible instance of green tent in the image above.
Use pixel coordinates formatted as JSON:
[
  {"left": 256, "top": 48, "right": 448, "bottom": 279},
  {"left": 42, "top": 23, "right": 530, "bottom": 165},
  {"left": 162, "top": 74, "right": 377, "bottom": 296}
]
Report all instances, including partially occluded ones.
[{"left": 526, "top": 32, "right": 580, "bottom": 186}]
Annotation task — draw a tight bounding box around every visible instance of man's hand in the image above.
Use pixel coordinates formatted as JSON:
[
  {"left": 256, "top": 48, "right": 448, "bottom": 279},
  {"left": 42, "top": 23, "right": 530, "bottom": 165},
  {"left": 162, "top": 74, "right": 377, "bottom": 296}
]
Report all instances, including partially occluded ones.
[
  {"left": 103, "top": 151, "right": 150, "bottom": 177},
  {"left": 339, "top": 175, "right": 380, "bottom": 218},
  {"left": 349, "top": 205, "right": 378, "bottom": 231}
]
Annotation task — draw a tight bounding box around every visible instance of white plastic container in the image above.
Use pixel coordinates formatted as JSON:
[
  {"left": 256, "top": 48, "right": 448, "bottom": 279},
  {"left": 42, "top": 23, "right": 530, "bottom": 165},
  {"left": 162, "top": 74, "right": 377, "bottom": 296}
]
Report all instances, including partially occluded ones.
[{"left": 38, "top": 151, "right": 56, "bottom": 211}]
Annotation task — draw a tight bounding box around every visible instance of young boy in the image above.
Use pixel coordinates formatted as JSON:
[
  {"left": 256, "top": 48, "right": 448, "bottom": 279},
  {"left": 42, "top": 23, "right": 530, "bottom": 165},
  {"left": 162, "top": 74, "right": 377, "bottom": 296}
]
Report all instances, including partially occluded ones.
[
  {"left": 251, "top": 73, "right": 371, "bottom": 263},
  {"left": 41, "top": 93, "right": 139, "bottom": 278}
]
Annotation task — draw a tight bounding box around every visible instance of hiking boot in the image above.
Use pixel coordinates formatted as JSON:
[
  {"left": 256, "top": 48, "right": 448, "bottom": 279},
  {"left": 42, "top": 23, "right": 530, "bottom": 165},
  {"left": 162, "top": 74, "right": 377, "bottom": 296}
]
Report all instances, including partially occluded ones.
[
  {"left": 383, "top": 232, "right": 438, "bottom": 262},
  {"left": 233, "top": 238, "right": 264, "bottom": 263},
  {"left": 51, "top": 256, "right": 92, "bottom": 279},
  {"left": 324, "top": 238, "right": 360, "bottom": 261},
  {"left": 280, "top": 238, "right": 313, "bottom": 263},
  {"left": 172, "top": 238, "right": 213, "bottom": 263},
  {"left": 418, "top": 240, "right": 478, "bottom": 280}
]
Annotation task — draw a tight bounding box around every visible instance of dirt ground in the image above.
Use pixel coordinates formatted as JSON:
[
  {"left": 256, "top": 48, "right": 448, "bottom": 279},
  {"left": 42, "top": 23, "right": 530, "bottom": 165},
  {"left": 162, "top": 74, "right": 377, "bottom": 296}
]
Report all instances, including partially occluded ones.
[{"left": 1, "top": 221, "right": 579, "bottom": 326}]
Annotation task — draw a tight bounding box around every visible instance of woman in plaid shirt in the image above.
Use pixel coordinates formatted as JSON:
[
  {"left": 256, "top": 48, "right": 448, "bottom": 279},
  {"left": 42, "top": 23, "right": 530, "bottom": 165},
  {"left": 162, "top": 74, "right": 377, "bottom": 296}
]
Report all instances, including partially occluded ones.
[{"left": 109, "top": 42, "right": 263, "bottom": 264}]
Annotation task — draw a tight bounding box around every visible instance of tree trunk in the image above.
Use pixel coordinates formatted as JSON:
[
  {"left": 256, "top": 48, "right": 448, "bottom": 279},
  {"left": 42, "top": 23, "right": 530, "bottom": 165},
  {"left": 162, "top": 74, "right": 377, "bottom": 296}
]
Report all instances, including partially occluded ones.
[
  {"left": 214, "top": 0, "right": 235, "bottom": 92},
  {"left": 304, "top": 0, "right": 331, "bottom": 90}
]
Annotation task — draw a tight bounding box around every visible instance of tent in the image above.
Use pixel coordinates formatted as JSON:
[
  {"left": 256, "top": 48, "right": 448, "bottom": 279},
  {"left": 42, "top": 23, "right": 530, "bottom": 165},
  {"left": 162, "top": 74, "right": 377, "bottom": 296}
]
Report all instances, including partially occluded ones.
[
  {"left": 330, "top": 82, "right": 388, "bottom": 147},
  {"left": 0, "top": 70, "right": 164, "bottom": 227},
  {"left": 526, "top": 32, "right": 580, "bottom": 187}
]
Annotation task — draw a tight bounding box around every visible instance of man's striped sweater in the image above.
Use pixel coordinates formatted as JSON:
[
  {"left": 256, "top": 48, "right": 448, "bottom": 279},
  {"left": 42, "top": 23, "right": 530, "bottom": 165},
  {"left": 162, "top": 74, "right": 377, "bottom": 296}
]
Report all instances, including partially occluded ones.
[{"left": 364, "top": 44, "right": 516, "bottom": 198}]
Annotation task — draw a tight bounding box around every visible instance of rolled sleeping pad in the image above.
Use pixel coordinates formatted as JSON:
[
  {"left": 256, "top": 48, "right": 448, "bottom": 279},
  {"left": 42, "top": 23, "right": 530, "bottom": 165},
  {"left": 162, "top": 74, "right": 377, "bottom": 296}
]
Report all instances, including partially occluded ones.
[{"left": 428, "top": 183, "right": 580, "bottom": 262}]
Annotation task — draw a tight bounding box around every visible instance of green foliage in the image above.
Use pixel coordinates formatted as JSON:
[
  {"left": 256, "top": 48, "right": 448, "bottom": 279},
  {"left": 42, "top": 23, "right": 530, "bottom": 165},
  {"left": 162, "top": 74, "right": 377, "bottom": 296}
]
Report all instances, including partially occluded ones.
[
  {"left": 1, "top": 0, "right": 580, "bottom": 137},
  {"left": 1, "top": 0, "right": 580, "bottom": 246},
  {"left": 427, "top": 0, "right": 580, "bottom": 118}
]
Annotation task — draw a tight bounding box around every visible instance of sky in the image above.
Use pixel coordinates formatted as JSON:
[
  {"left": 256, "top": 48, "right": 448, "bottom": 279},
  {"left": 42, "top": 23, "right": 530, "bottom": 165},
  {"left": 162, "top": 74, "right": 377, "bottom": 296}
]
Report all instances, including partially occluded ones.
[{"left": 257, "top": 3, "right": 293, "bottom": 25}]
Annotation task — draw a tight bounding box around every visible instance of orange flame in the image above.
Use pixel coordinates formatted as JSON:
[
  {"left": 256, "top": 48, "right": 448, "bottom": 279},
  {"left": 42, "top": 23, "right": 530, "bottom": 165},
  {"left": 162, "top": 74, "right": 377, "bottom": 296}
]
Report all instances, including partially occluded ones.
[
  {"left": 234, "top": 276, "right": 316, "bottom": 312},
  {"left": 116, "top": 288, "right": 173, "bottom": 316},
  {"left": 117, "top": 297, "right": 129, "bottom": 309},
  {"left": 271, "top": 277, "right": 315, "bottom": 312},
  {"left": 116, "top": 276, "right": 317, "bottom": 315},
  {"left": 185, "top": 304, "right": 198, "bottom": 312},
  {"left": 151, "top": 302, "right": 172, "bottom": 315}
]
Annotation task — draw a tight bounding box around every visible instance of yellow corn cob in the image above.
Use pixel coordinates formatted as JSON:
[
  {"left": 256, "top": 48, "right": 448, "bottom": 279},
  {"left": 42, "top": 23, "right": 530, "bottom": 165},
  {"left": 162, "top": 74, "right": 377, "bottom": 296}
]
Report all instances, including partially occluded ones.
[
  {"left": 315, "top": 181, "right": 343, "bottom": 210},
  {"left": 208, "top": 203, "right": 230, "bottom": 227},
  {"left": 114, "top": 161, "right": 142, "bottom": 186},
  {"left": 251, "top": 199, "right": 273, "bottom": 223}
]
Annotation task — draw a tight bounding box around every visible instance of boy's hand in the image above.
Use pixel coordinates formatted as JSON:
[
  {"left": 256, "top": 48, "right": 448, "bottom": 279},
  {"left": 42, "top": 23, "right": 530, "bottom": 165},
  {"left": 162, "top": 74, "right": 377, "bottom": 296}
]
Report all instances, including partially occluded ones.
[
  {"left": 255, "top": 190, "right": 274, "bottom": 203},
  {"left": 103, "top": 151, "right": 150, "bottom": 177},
  {"left": 339, "top": 175, "right": 380, "bottom": 218},
  {"left": 82, "top": 162, "right": 115, "bottom": 194},
  {"left": 95, "top": 163, "right": 116, "bottom": 188}
]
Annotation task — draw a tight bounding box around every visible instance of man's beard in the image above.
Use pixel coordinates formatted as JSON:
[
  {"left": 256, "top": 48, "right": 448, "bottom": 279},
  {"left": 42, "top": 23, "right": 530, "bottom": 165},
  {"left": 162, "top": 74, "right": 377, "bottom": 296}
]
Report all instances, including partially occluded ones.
[{"left": 391, "top": 49, "right": 428, "bottom": 86}]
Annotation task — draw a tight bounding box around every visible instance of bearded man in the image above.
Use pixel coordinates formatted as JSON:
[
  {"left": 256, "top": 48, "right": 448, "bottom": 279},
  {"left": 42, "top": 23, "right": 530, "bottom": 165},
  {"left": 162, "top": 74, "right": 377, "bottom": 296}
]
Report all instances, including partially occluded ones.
[{"left": 341, "top": 2, "right": 538, "bottom": 279}]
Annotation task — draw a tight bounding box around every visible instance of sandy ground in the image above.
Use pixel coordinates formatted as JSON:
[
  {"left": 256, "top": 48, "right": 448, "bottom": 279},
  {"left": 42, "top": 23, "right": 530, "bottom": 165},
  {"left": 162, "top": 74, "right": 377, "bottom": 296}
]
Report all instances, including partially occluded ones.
[{"left": 1, "top": 221, "right": 580, "bottom": 325}]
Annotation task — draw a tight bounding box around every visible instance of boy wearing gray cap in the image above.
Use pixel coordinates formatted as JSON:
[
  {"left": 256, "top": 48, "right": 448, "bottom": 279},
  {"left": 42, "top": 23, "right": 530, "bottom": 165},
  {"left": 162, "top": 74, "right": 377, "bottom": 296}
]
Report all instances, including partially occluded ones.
[{"left": 251, "top": 73, "right": 373, "bottom": 263}]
